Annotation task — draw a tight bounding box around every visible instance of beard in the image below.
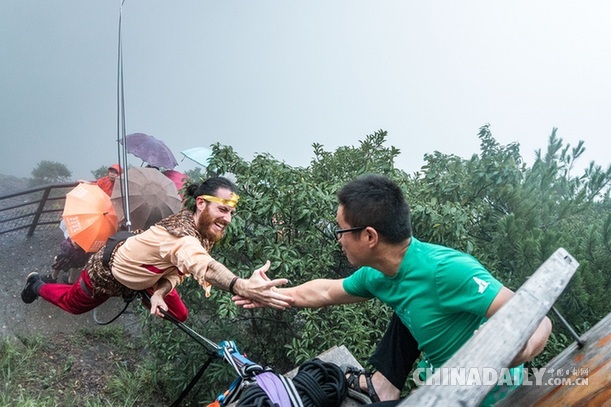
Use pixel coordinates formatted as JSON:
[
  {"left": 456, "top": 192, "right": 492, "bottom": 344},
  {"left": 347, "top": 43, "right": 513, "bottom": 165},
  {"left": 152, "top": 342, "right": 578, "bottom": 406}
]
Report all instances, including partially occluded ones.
[{"left": 196, "top": 208, "right": 226, "bottom": 243}]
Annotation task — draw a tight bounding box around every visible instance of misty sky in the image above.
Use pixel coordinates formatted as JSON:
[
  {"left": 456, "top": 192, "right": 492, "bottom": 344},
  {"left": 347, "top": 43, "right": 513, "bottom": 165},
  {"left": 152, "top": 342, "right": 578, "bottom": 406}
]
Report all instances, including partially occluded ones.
[{"left": 1, "top": 1, "right": 610, "bottom": 180}]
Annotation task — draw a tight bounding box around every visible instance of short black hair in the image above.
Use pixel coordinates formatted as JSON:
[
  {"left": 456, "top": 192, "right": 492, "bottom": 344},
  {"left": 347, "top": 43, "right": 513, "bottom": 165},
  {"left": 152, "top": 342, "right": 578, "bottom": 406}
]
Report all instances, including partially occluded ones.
[{"left": 337, "top": 174, "right": 412, "bottom": 243}]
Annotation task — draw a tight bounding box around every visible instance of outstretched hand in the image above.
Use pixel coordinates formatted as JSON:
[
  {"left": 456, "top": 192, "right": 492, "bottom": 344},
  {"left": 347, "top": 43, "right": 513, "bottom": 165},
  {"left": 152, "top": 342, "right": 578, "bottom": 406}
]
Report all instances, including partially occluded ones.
[
  {"left": 149, "top": 291, "right": 169, "bottom": 319},
  {"left": 232, "top": 260, "right": 294, "bottom": 310}
]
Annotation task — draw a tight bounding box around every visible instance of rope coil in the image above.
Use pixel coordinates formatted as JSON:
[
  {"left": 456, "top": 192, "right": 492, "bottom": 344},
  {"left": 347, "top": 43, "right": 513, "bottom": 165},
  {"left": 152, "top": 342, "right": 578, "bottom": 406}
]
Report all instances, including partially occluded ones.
[{"left": 237, "top": 358, "right": 347, "bottom": 407}]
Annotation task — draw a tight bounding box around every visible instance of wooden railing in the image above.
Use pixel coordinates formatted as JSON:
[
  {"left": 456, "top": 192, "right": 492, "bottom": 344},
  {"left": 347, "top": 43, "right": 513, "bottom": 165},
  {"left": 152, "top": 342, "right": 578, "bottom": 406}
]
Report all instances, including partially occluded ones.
[
  {"left": 0, "top": 182, "right": 78, "bottom": 237},
  {"left": 496, "top": 312, "right": 611, "bottom": 406}
]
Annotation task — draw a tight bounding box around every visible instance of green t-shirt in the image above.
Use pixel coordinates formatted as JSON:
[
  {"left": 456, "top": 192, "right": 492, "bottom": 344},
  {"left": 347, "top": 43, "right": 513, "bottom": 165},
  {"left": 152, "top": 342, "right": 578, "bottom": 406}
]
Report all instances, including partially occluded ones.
[
  {"left": 343, "top": 237, "right": 502, "bottom": 368},
  {"left": 343, "top": 237, "right": 523, "bottom": 405}
]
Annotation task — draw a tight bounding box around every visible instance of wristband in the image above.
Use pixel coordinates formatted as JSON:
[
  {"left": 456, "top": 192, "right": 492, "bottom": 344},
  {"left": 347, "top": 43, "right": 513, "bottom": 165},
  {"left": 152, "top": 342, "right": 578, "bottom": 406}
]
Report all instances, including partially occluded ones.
[{"left": 229, "top": 276, "right": 239, "bottom": 296}]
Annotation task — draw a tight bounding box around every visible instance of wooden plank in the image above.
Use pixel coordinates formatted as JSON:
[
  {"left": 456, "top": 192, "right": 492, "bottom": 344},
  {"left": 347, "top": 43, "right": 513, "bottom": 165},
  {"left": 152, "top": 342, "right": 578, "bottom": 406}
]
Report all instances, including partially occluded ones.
[
  {"left": 400, "top": 248, "right": 579, "bottom": 407},
  {"left": 495, "top": 312, "right": 611, "bottom": 407}
]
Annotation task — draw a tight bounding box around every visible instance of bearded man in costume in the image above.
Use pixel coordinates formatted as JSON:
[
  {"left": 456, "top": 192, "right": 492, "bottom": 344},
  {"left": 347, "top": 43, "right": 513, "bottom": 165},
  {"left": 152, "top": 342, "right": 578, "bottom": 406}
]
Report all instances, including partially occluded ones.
[{"left": 22, "top": 176, "right": 293, "bottom": 320}]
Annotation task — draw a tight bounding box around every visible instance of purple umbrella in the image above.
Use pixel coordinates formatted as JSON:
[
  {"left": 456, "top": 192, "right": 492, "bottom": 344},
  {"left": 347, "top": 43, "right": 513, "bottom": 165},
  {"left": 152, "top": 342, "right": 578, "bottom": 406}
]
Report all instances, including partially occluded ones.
[{"left": 123, "top": 133, "right": 179, "bottom": 169}]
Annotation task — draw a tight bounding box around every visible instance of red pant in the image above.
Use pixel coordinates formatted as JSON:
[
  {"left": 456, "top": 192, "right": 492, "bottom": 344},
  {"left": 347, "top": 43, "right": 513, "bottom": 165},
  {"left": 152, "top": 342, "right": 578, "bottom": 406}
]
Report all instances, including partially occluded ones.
[{"left": 39, "top": 269, "right": 189, "bottom": 321}]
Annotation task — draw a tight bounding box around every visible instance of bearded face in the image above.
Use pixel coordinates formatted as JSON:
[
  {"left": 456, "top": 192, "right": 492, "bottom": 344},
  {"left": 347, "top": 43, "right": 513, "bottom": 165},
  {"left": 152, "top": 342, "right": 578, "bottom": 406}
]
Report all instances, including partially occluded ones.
[
  {"left": 196, "top": 204, "right": 228, "bottom": 242},
  {"left": 194, "top": 187, "right": 236, "bottom": 242}
]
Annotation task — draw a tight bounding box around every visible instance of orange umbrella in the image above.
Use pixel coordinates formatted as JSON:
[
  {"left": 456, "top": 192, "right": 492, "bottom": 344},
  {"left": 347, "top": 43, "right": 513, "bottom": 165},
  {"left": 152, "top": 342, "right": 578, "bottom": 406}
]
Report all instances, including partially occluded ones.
[{"left": 62, "top": 183, "right": 119, "bottom": 253}]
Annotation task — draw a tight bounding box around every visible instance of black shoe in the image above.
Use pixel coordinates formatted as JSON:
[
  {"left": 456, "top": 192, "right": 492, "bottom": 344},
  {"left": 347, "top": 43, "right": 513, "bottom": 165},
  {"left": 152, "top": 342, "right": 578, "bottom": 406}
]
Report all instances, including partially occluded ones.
[
  {"left": 21, "top": 272, "right": 43, "bottom": 304},
  {"left": 41, "top": 274, "right": 57, "bottom": 283}
]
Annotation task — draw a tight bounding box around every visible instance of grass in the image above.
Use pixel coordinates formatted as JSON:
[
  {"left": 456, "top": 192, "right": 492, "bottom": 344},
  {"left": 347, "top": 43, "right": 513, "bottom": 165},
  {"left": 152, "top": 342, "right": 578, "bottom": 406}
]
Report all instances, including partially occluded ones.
[
  {"left": 0, "top": 308, "right": 243, "bottom": 406},
  {"left": 0, "top": 326, "right": 171, "bottom": 407}
]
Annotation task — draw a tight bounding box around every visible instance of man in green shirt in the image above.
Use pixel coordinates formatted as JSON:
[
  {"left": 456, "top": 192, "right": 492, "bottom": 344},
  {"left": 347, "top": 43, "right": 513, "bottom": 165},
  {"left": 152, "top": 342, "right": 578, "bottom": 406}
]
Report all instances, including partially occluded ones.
[{"left": 235, "top": 174, "right": 552, "bottom": 405}]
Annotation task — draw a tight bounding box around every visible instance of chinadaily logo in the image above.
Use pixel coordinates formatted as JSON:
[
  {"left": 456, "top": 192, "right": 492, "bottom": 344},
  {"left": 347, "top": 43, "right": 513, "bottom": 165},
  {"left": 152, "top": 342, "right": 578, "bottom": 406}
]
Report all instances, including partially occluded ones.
[{"left": 413, "top": 367, "right": 589, "bottom": 386}]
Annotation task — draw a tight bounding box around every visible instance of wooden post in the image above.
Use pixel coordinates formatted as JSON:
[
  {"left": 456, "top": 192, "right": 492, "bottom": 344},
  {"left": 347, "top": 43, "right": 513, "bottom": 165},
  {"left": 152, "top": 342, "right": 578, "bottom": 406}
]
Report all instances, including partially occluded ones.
[{"left": 400, "top": 248, "right": 579, "bottom": 407}]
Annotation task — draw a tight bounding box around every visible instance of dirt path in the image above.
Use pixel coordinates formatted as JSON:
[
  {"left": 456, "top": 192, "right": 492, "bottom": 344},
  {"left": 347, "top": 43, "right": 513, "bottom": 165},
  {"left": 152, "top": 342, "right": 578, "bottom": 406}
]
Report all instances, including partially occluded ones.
[
  {"left": 0, "top": 227, "right": 173, "bottom": 405},
  {"left": 0, "top": 227, "right": 139, "bottom": 339}
]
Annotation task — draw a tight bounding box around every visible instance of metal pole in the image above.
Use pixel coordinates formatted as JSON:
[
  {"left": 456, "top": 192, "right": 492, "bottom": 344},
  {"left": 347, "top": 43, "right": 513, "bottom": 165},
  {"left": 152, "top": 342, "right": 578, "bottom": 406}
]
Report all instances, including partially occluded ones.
[
  {"left": 552, "top": 306, "right": 584, "bottom": 348},
  {"left": 116, "top": 0, "right": 131, "bottom": 231}
]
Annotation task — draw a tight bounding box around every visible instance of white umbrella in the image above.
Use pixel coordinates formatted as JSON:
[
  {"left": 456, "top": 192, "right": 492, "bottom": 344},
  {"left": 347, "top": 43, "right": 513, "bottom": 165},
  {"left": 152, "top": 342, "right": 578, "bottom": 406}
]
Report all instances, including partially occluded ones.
[{"left": 181, "top": 147, "right": 213, "bottom": 167}]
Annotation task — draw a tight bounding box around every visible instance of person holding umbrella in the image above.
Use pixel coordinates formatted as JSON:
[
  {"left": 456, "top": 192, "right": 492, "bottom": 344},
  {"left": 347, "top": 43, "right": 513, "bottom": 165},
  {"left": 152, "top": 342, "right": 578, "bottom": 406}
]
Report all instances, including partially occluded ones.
[
  {"left": 53, "top": 164, "right": 121, "bottom": 280},
  {"left": 21, "top": 176, "right": 293, "bottom": 320},
  {"left": 44, "top": 182, "right": 120, "bottom": 284},
  {"left": 78, "top": 164, "right": 122, "bottom": 197},
  {"left": 43, "top": 237, "right": 91, "bottom": 284}
]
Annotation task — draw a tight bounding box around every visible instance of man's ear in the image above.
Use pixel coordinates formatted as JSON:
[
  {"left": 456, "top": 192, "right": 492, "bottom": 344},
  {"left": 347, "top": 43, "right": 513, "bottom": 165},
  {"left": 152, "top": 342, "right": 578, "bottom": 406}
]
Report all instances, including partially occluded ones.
[
  {"left": 195, "top": 197, "right": 207, "bottom": 211},
  {"left": 364, "top": 226, "right": 379, "bottom": 247}
]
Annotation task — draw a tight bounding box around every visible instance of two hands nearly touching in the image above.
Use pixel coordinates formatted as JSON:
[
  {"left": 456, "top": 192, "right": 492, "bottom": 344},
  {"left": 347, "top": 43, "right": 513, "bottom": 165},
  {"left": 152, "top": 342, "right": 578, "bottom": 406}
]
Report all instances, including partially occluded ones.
[
  {"left": 148, "top": 261, "right": 294, "bottom": 319},
  {"left": 232, "top": 260, "right": 294, "bottom": 310}
]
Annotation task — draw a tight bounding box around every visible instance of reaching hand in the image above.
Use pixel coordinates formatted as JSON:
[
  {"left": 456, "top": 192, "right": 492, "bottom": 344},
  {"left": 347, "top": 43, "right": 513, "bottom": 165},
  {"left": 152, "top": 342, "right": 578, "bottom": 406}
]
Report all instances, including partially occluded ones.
[
  {"left": 232, "top": 261, "right": 294, "bottom": 310},
  {"left": 149, "top": 291, "right": 169, "bottom": 319}
]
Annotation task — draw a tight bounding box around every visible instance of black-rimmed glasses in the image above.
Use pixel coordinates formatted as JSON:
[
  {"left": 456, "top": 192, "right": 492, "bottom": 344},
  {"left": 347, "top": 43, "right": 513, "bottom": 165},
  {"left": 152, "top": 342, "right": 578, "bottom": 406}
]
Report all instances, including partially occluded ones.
[{"left": 334, "top": 226, "right": 366, "bottom": 240}]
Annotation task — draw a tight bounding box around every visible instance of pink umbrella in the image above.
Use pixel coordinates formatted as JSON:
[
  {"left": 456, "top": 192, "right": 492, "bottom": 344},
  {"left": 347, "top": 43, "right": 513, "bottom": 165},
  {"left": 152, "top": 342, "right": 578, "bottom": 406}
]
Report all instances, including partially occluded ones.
[{"left": 163, "top": 170, "right": 189, "bottom": 195}]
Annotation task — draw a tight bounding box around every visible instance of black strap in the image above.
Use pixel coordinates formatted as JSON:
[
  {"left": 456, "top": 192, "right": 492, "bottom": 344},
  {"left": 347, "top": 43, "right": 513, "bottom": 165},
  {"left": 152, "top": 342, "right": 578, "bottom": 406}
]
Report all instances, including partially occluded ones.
[{"left": 102, "top": 231, "right": 135, "bottom": 268}]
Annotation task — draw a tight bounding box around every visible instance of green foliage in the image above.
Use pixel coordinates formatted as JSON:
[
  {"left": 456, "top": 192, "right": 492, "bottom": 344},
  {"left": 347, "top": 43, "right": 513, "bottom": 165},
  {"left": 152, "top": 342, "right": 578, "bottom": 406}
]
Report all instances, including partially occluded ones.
[
  {"left": 184, "top": 166, "right": 206, "bottom": 182},
  {"left": 412, "top": 124, "right": 610, "bottom": 350},
  {"left": 91, "top": 165, "right": 109, "bottom": 180},
  {"left": 285, "top": 302, "right": 393, "bottom": 367},
  {"left": 29, "top": 160, "right": 72, "bottom": 186}
]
